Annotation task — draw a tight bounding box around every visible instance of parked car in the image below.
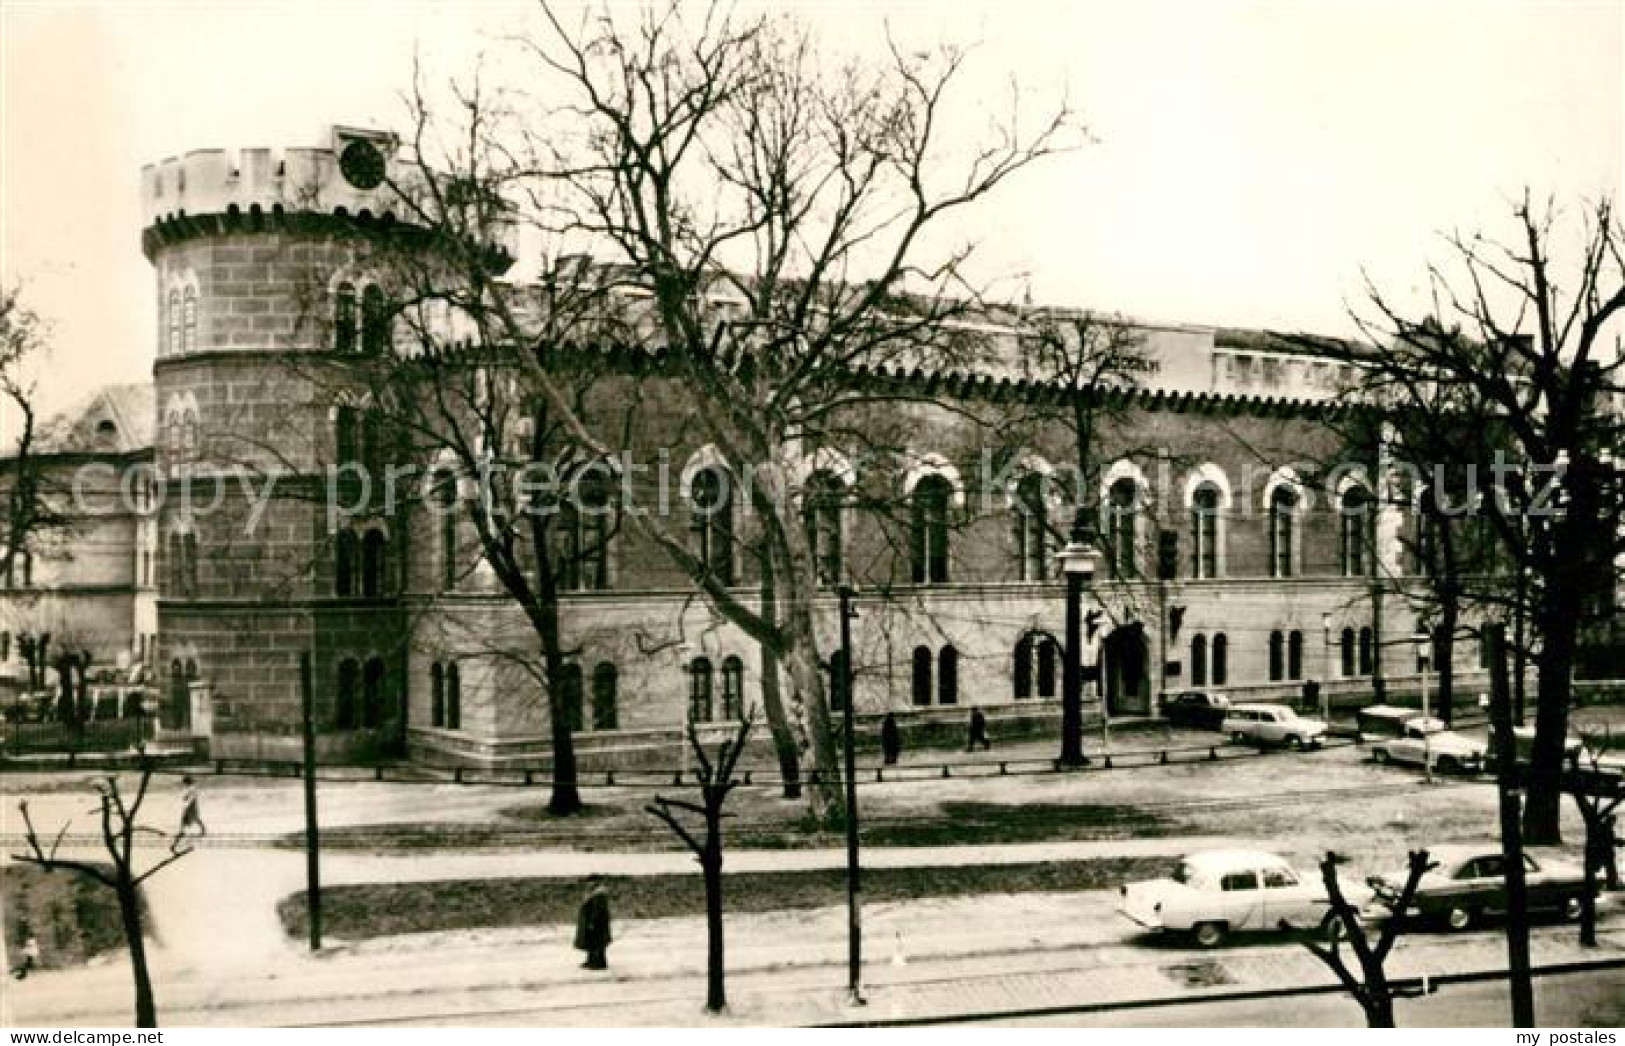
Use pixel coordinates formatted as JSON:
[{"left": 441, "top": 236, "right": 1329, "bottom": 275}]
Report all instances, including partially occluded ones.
[
  {"left": 1222, "top": 703, "right": 1329, "bottom": 749},
  {"left": 1162, "top": 690, "right": 1230, "bottom": 730},
  {"left": 1355, "top": 703, "right": 1421, "bottom": 742},
  {"left": 1369, "top": 716, "right": 1485, "bottom": 774},
  {"left": 1119, "top": 849, "right": 1333, "bottom": 947},
  {"left": 1507, "top": 725, "right": 1586, "bottom": 767},
  {"left": 1367, "top": 845, "right": 1585, "bottom": 931}
]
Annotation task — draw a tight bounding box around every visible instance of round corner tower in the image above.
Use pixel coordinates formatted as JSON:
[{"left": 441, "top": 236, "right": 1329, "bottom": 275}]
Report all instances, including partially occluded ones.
[{"left": 142, "top": 126, "right": 414, "bottom": 761}]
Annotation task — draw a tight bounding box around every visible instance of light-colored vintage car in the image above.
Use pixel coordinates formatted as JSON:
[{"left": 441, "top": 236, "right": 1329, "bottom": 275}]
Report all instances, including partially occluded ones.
[
  {"left": 1369, "top": 716, "right": 1486, "bottom": 774},
  {"left": 1221, "top": 703, "right": 1329, "bottom": 750},
  {"left": 1119, "top": 849, "right": 1333, "bottom": 947}
]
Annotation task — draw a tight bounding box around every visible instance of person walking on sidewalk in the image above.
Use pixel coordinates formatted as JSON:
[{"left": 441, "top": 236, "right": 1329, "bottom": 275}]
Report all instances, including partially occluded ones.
[
  {"left": 881, "top": 712, "right": 902, "bottom": 766},
  {"left": 11, "top": 926, "right": 39, "bottom": 980},
  {"left": 966, "top": 708, "right": 990, "bottom": 752},
  {"left": 173, "top": 775, "right": 205, "bottom": 851},
  {"left": 575, "top": 876, "right": 612, "bottom": 970}
]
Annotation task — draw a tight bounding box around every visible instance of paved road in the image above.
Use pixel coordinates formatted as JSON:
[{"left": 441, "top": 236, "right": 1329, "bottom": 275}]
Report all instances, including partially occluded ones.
[{"left": 1001, "top": 967, "right": 1624, "bottom": 1028}]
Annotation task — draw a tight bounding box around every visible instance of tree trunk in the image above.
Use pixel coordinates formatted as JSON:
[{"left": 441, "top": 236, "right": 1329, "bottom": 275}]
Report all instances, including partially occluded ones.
[
  {"left": 529, "top": 596, "right": 582, "bottom": 817},
  {"left": 703, "top": 824, "right": 726, "bottom": 1013},
  {"left": 1436, "top": 593, "right": 1458, "bottom": 726},
  {"left": 757, "top": 551, "right": 802, "bottom": 799},
  {"left": 1578, "top": 805, "right": 1600, "bottom": 947},
  {"left": 118, "top": 876, "right": 157, "bottom": 1028},
  {"left": 779, "top": 622, "right": 839, "bottom": 822},
  {"left": 1524, "top": 590, "right": 1580, "bottom": 844},
  {"left": 1364, "top": 993, "right": 1396, "bottom": 1029}
]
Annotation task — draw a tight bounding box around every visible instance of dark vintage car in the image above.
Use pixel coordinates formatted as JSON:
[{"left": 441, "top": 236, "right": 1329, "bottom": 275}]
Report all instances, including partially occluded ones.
[
  {"left": 1161, "top": 691, "right": 1230, "bottom": 731},
  {"left": 1367, "top": 845, "right": 1585, "bottom": 931}
]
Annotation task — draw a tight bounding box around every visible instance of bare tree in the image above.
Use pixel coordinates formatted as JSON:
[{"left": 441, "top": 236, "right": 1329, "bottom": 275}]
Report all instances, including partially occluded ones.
[
  {"left": 646, "top": 714, "right": 754, "bottom": 1014},
  {"left": 12, "top": 766, "right": 192, "bottom": 1028},
  {"left": 0, "top": 284, "right": 73, "bottom": 589},
  {"left": 365, "top": 1, "right": 1080, "bottom": 819},
  {"left": 1300, "top": 849, "right": 1434, "bottom": 1029},
  {"left": 1317, "top": 193, "right": 1625, "bottom": 842},
  {"left": 1569, "top": 726, "right": 1623, "bottom": 946}
]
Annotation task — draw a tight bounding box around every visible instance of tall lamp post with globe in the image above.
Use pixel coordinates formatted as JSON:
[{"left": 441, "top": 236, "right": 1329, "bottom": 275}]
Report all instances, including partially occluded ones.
[{"left": 1057, "top": 518, "right": 1102, "bottom": 768}]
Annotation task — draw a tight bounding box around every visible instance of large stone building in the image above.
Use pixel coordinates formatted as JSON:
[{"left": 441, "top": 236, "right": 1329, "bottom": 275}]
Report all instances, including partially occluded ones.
[{"left": 8, "top": 127, "right": 1512, "bottom": 764}]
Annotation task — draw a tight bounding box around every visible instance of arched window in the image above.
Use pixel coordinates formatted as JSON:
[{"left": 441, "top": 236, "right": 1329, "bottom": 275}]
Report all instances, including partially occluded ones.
[
  {"left": 1013, "top": 634, "right": 1034, "bottom": 698},
  {"left": 362, "top": 657, "right": 386, "bottom": 728},
  {"left": 1014, "top": 474, "right": 1050, "bottom": 582},
  {"left": 181, "top": 532, "right": 198, "bottom": 595},
  {"left": 430, "top": 662, "right": 446, "bottom": 728},
  {"left": 167, "top": 532, "right": 184, "bottom": 594},
  {"left": 1288, "top": 630, "right": 1304, "bottom": 680},
  {"left": 805, "top": 472, "right": 845, "bottom": 586},
  {"left": 0, "top": 632, "right": 9, "bottom": 661},
  {"left": 1191, "top": 483, "right": 1221, "bottom": 579},
  {"left": 1013, "top": 631, "right": 1059, "bottom": 699},
  {"left": 167, "top": 659, "right": 188, "bottom": 729},
  {"left": 911, "top": 646, "right": 933, "bottom": 706},
  {"left": 361, "top": 529, "right": 388, "bottom": 598},
  {"left": 560, "top": 663, "right": 584, "bottom": 733},
  {"left": 1341, "top": 628, "right": 1356, "bottom": 677},
  {"left": 559, "top": 467, "right": 613, "bottom": 591},
  {"left": 721, "top": 655, "right": 745, "bottom": 720},
  {"left": 689, "top": 467, "right": 735, "bottom": 585},
  {"left": 938, "top": 646, "right": 959, "bottom": 705},
  {"left": 446, "top": 662, "right": 462, "bottom": 730},
  {"left": 1107, "top": 478, "right": 1139, "bottom": 579},
  {"left": 436, "top": 472, "right": 459, "bottom": 590},
  {"left": 334, "top": 282, "right": 357, "bottom": 352},
  {"left": 688, "top": 657, "right": 713, "bottom": 723},
  {"left": 336, "top": 658, "right": 359, "bottom": 729},
  {"left": 168, "top": 289, "right": 182, "bottom": 355},
  {"left": 1269, "top": 630, "right": 1285, "bottom": 681},
  {"left": 592, "top": 662, "right": 618, "bottom": 730},
  {"left": 1340, "top": 488, "right": 1371, "bottom": 576},
  {"left": 1269, "top": 488, "right": 1297, "bottom": 578},
  {"left": 180, "top": 410, "right": 199, "bottom": 460},
  {"left": 1037, "top": 636, "right": 1058, "bottom": 697},
  {"left": 1358, "top": 627, "right": 1374, "bottom": 675},
  {"left": 911, "top": 475, "right": 952, "bottom": 584},
  {"left": 334, "top": 406, "right": 360, "bottom": 467},
  {"left": 360, "top": 284, "right": 389, "bottom": 354},
  {"left": 335, "top": 530, "right": 358, "bottom": 597},
  {"left": 1191, "top": 634, "right": 1208, "bottom": 687},
  {"left": 182, "top": 288, "right": 198, "bottom": 354},
  {"left": 1211, "top": 633, "right": 1228, "bottom": 686}
]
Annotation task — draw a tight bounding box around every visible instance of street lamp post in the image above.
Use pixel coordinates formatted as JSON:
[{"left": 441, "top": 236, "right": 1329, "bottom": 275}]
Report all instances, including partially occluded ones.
[
  {"left": 1321, "top": 612, "right": 1333, "bottom": 725},
  {"left": 1057, "top": 518, "right": 1101, "bottom": 768},
  {"left": 1415, "top": 629, "right": 1434, "bottom": 785},
  {"left": 836, "top": 584, "right": 863, "bottom": 1007}
]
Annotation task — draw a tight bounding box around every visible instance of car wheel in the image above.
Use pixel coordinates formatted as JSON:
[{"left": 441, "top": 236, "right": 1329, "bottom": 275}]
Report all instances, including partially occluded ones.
[
  {"left": 1321, "top": 914, "right": 1355, "bottom": 942},
  {"left": 1564, "top": 895, "right": 1584, "bottom": 921},
  {"left": 1373, "top": 748, "right": 1390, "bottom": 765},
  {"left": 1231, "top": 731, "right": 1248, "bottom": 745},
  {"left": 1192, "top": 921, "right": 1227, "bottom": 948},
  {"left": 1445, "top": 906, "right": 1475, "bottom": 931},
  {"left": 1437, "top": 756, "right": 1459, "bottom": 774},
  {"left": 1287, "top": 735, "right": 1304, "bottom": 751}
]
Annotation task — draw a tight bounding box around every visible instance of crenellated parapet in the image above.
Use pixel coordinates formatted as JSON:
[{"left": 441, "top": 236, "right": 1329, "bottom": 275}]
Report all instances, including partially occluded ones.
[{"left": 140, "top": 126, "right": 517, "bottom": 262}]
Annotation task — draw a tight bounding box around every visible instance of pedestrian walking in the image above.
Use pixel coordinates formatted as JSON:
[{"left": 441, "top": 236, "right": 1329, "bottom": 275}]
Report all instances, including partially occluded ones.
[
  {"left": 173, "top": 775, "right": 205, "bottom": 851},
  {"left": 967, "top": 708, "right": 990, "bottom": 751},
  {"left": 574, "top": 875, "right": 612, "bottom": 970},
  {"left": 880, "top": 712, "right": 902, "bottom": 766},
  {"left": 11, "top": 927, "right": 39, "bottom": 980}
]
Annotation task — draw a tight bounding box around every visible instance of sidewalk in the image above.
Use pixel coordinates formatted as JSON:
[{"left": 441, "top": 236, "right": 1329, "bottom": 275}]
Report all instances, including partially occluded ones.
[{"left": 6, "top": 842, "right": 1621, "bottom": 1027}]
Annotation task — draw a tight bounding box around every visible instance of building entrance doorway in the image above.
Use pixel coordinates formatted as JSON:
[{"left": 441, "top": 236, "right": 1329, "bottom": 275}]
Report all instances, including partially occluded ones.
[{"left": 1103, "top": 624, "right": 1150, "bottom": 716}]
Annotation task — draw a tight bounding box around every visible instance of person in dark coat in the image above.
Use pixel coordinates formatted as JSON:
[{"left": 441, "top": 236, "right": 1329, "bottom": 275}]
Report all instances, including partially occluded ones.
[
  {"left": 967, "top": 708, "right": 990, "bottom": 751},
  {"left": 880, "top": 712, "right": 902, "bottom": 766},
  {"left": 574, "top": 876, "right": 612, "bottom": 969}
]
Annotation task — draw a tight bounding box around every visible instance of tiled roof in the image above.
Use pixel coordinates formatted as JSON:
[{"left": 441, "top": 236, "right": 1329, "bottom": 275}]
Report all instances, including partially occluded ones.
[{"left": 31, "top": 383, "right": 155, "bottom": 455}]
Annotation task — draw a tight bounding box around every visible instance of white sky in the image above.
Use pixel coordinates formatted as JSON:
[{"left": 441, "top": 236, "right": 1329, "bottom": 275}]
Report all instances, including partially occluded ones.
[{"left": 1, "top": 0, "right": 1621, "bottom": 422}]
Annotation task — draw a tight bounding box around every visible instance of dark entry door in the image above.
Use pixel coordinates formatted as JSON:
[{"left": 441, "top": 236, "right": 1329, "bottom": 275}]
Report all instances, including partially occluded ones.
[{"left": 1103, "top": 624, "right": 1150, "bottom": 716}]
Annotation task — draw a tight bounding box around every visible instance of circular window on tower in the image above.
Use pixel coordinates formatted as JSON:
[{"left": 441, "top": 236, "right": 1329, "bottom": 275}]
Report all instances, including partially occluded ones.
[{"left": 339, "top": 139, "right": 386, "bottom": 190}]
